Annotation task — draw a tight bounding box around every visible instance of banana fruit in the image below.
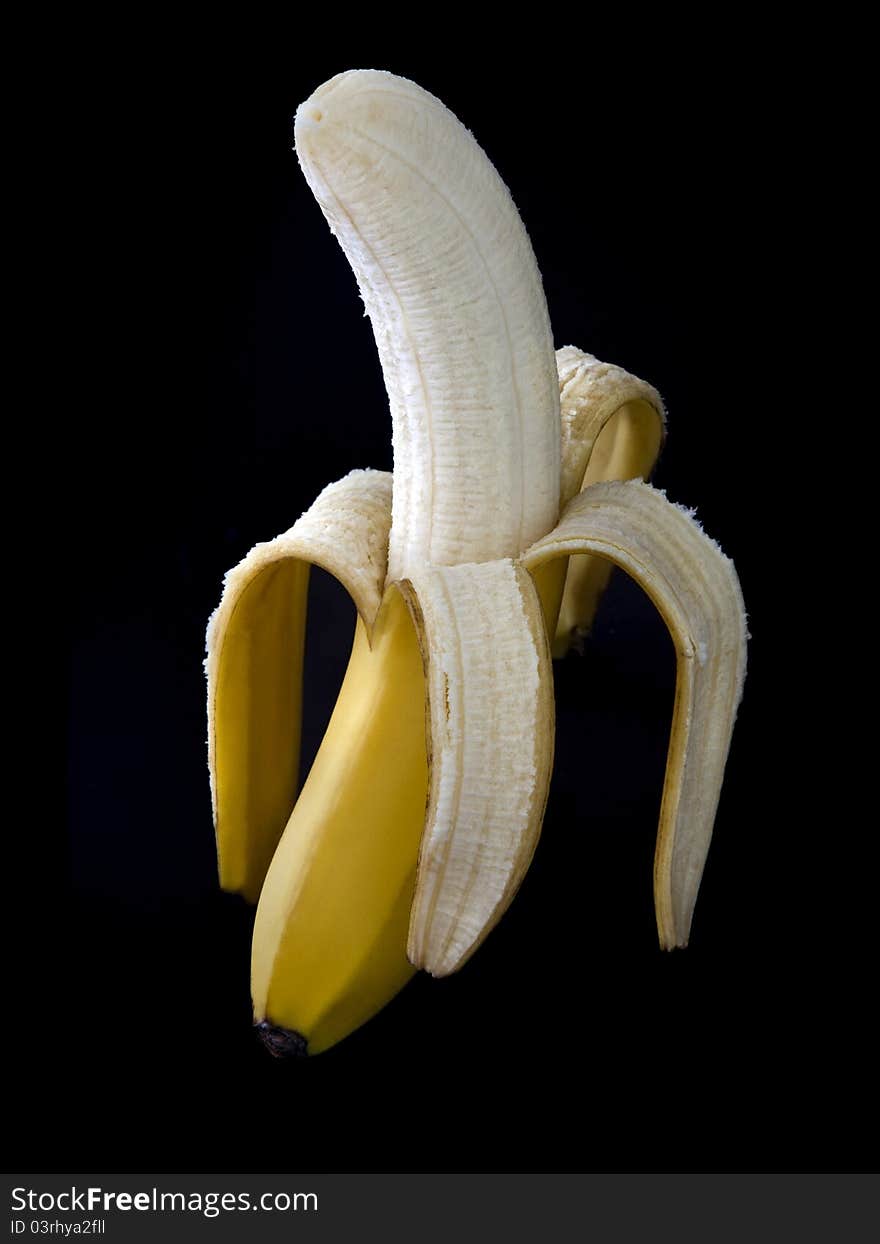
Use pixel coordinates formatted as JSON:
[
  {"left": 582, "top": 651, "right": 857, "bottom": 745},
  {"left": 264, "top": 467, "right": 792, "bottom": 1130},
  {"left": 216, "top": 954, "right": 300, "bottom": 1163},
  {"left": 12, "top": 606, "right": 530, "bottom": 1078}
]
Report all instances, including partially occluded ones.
[{"left": 206, "top": 70, "right": 747, "bottom": 1055}]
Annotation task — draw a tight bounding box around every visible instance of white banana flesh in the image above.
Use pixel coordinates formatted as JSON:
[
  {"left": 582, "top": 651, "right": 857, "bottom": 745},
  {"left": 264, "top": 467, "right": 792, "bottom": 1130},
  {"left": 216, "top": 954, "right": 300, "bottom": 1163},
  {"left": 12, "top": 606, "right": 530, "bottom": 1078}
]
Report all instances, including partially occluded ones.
[
  {"left": 206, "top": 68, "right": 748, "bottom": 1054},
  {"left": 293, "top": 69, "right": 561, "bottom": 582}
]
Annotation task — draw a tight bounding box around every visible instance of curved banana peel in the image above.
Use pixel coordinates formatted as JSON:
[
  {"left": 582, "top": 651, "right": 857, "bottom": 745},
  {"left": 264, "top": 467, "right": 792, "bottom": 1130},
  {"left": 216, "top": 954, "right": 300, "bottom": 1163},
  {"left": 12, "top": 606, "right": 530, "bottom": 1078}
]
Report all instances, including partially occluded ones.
[
  {"left": 399, "top": 560, "right": 554, "bottom": 977},
  {"left": 522, "top": 480, "right": 748, "bottom": 950},
  {"left": 205, "top": 69, "right": 748, "bottom": 1055},
  {"left": 205, "top": 469, "right": 392, "bottom": 902},
  {"left": 250, "top": 583, "right": 427, "bottom": 1055},
  {"left": 553, "top": 348, "right": 666, "bottom": 657}
]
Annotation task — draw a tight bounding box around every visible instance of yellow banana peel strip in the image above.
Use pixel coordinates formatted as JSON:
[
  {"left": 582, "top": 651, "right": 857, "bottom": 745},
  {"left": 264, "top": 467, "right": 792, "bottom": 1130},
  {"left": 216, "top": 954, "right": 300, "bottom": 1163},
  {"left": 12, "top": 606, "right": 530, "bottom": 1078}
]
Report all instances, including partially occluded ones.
[
  {"left": 206, "top": 469, "right": 392, "bottom": 901},
  {"left": 522, "top": 479, "right": 748, "bottom": 949},
  {"left": 554, "top": 346, "right": 666, "bottom": 657},
  {"left": 557, "top": 346, "right": 666, "bottom": 510}
]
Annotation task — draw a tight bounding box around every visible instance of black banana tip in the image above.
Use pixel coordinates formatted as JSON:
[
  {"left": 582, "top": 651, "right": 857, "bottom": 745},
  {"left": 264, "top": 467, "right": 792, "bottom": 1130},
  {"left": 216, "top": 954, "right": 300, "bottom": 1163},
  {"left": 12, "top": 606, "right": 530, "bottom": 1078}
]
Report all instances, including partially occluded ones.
[{"left": 255, "top": 1020, "right": 309, "bottom": 1058}]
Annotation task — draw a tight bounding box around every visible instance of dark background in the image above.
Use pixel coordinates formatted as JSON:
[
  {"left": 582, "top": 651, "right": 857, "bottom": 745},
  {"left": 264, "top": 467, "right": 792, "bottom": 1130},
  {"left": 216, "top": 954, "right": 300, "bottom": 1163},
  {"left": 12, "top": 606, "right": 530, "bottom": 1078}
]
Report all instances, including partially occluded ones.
[{"left": 12, "top": 24, "right": 869, "bottom": 1172}]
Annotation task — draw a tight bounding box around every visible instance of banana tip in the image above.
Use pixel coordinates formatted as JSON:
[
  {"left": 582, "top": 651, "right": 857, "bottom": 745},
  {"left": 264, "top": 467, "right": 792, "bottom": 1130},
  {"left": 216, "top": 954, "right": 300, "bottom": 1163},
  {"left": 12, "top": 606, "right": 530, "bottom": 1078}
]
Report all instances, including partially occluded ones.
[
  {"left": 255, "top": 1020, "right": 309, "bottom": 1059},
  {"left": 294, "top": 100, "right": 324, "bottom": 134}
]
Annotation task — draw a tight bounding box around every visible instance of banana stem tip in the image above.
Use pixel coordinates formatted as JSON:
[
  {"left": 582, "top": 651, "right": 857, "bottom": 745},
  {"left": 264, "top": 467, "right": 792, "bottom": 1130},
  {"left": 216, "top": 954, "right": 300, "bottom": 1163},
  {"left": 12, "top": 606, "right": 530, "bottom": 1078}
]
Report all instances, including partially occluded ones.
[{"left": 255, "top": 1020, "right": 309, "bottom": 1059}]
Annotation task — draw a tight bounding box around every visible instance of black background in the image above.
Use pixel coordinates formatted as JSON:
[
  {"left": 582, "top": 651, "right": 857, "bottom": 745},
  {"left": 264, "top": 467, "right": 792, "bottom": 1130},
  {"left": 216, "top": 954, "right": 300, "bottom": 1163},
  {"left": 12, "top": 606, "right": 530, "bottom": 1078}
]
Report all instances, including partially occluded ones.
[{"left": 12, "top": 22, "right": 870, "bottom": 1173}]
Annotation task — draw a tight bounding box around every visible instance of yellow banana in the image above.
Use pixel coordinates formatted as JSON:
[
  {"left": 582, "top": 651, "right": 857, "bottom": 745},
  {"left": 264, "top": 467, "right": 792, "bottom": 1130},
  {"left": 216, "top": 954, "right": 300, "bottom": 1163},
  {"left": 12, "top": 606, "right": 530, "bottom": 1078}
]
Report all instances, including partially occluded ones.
[{"left": 206, "top": 70, "right": 747, "bottom": 1055}]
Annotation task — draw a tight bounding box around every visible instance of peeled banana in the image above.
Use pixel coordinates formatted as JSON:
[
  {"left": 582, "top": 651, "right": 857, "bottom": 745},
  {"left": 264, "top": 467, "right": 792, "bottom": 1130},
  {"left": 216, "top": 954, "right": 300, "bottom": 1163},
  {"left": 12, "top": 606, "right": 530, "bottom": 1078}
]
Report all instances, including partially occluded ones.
[{"left": 206, "top": 69, "right": 747, "bottom": 1056}]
